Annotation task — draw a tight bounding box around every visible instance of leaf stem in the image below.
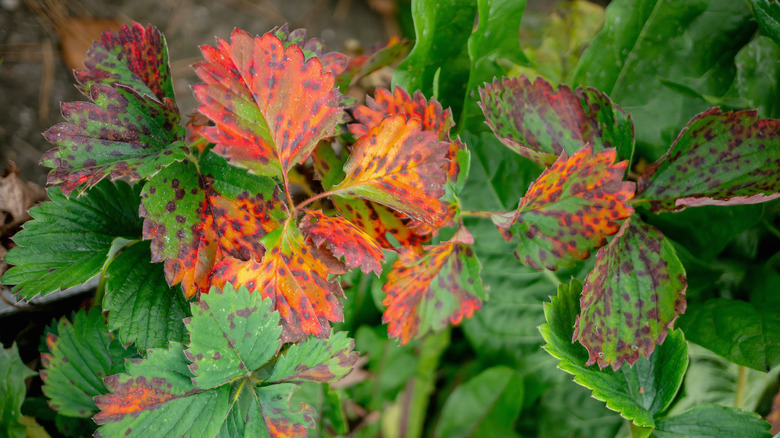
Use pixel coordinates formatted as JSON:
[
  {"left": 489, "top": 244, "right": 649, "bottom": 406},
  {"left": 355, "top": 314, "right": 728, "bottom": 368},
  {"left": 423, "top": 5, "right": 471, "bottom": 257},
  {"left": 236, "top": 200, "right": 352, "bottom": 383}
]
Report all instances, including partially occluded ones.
[
  {"left": 735, "top": 365, "right": 747, "bottom": 409},
  {"left": 460, "top": 210, "right": 505, "bottom": 218},
  {"left": 296, "top": 190, "right": 336, "bottom": 211},
  {"left": 281, "top": 169, "right": 296, "bottom": 216},
  {"left": 542, "top": 269, "right": 562, "bottom": 287},
  {"left": 629, "top": 421, "right": 652, "bottom": 438}
]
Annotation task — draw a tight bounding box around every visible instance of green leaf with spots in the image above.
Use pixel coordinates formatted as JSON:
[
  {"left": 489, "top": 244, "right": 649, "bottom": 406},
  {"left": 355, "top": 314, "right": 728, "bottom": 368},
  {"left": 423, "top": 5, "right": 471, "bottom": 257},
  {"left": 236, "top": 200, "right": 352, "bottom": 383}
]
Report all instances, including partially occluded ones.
[
  {"left": 2, "top": 180, "right": 142, "bottom": 300},
  {"left": 574, "top": 218, "right": 687, "bottom": 370},
  {"left": 185, "top": 283, "right": 282, "bottom": 389},
  {"left": 573, "top": 0, "right": 756, "bottom": 161},
  {"left": 74, "top": 22, "right": 176, "bottom": 102},
  {"left": 479, "top": 75, "right": 634, "bottom": 167},
  {"left": 540, "top": 279, "right": 689, "bottom": 428},
  {"left": 750, "top": 0, "right": 780, "bottom": 48},
  {"left": 103, "top": 241, "right": 190, "bottom": 352},
  {"left": 1, "top": 344, "right": 36, "bottom": 438},
  {"left": 41, "top": 308, "right": 137, "bottom": 418},
  {"left": 653, "top": 405, "right": 772, "bottom": 438},
  {"left": 41, "top": 84, "right": 186, "bottom": 195},
  {"left": 636, "top": 108, "right": 780, "bottom": 213},
  {"left": 267, "top": 331, "right": 359, "bottom": 384}
]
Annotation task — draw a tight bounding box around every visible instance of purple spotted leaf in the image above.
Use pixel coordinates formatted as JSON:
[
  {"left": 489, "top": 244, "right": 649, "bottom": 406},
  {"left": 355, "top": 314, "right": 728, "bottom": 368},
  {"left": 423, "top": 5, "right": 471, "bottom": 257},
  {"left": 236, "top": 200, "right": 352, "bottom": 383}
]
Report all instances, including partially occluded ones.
[
  {"left": 193, "top": 28, "right": 344, "bottom": 178},
  {"left": 479, "top": 75, "right": 635, "bottom": 166},
  {"left": 42, "top": 84, "right": 186, "bottom": 195},
  {"left": 636, "top": 108, "right": 780, "bottom": 213},
  {"left": 267, "top": 331, "right": 359, "bottom": 384},
  {"left": 573, "top": 218, "right": 687, "bottom": 370},
  {"left": 139, "top": 150, "right": 288, "bottom": 298},
  {"left": 74, "top": 22, "right": 175, "bottom": 103},
  {"left": 185, "top": 283, "right": 282, "bottom": 389}
]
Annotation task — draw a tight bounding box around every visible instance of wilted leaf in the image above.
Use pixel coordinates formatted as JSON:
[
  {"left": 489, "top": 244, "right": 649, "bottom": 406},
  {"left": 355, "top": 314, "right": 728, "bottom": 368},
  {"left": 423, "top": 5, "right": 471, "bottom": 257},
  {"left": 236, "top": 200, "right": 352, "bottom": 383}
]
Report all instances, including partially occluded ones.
[
  {"left": 479, "top": 75, "right": 634, "bottom": 166},
  {"left": 636, "top": 108, "right": 780, "bottom": 213},
  {"left": 382, "top": 228, "right": 486, "bottom": 344},
  {"left": 654, "top": 405, "right": 772, "bottom": 438},
  {"left": 193, "top": 28, "right": 343, "bottom": 177},
  {"left": 493, "top": 146, "right": 634, "bottom": 270},
  {"left": 267, "top": 331, "right": 359, "bottom": 384},
  {"left": 2, "top": 180, "right": 142, "bottom": 299},
  {"left": 574, "top": 218, "right": 687, "bottom": 370},
  {"left": 42, "top": 83, "right": 186, "bottom": 195},
  {"left": 1, "top": 344, "right": 36, "bottom": 438},
  {"left": 332, "top": 114, "right": 449, "bottom": 226},
  {"left": 0, "top": 164, "right": 46, "bottom": 225},
  {"left": 301, "top": 209, "right": 384, "bottom": 276}
]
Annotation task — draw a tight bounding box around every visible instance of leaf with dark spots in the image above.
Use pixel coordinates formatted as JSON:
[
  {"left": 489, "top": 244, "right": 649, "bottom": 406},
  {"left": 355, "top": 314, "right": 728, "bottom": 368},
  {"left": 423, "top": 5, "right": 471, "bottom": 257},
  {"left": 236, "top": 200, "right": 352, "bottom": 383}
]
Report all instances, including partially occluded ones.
[
  {"left": 193, "top": 28, "right": 344, "bottom": 178},
  {"left": 332, "top": 114, "right": 449, "bottom": 226},
  {"left": 332, "top": 196, "right": 427, "bottom": 251},
  {"left": 40, "top": 309, "right": 137, "bottom": 419},
  {"left": 494, "top": 146, "right": 634, "bottom": 270},
  {"left": 211, "top": 220, "right": 345, "bottom": 343},
  {"left": 140, "top": 151, "right": 287, "bottom": 298},
  {"left": 267, "top": 331, "right": 359, "bottom": 384},
  {"left": 301, "top": 209, "right": 384, "bottom": 276},
  {"left": 479, "top": 75, "right": 634, "bottom": 167},
  {"left": 41, "top": 84, "right": 186, "bottom": 195},
  {"left": 312, "top": 142, "right": 346, "bottom": 190},
  {"left": 636, "top": 108, "right": 780, "bottom": 213},
  {"left": 382, "top": 228, "right": 487, "bottom": 344},
  {"left": 74, "top": 22, "right": 176, "bottom": 103},
  {"left": 574, "top": 218, "right": 687, "bottom": 370},
  {"left": 270, "top": 24, "right": 348, "bottom": 75},
  {"left": 335, "top": 37, "right": 413, "bottom": 90}
]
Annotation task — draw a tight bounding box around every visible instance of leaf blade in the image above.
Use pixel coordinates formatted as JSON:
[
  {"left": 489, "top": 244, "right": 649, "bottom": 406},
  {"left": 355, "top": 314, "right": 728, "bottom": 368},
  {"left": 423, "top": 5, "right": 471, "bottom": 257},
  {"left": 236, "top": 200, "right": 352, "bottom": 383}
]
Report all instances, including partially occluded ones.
[{"left": 301, "top": 209, "right": 384, "bottom": 276}]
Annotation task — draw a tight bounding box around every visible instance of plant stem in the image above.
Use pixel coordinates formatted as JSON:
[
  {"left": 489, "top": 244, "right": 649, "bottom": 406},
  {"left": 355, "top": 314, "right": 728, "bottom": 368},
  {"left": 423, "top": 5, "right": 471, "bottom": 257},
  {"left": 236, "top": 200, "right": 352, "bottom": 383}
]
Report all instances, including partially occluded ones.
[
  {"left": 460, "top": 210, "right": 499, "bottom": 218},
  {"left": 629, "top": 421, "right": 652, "bottom": 438},
  {"left": 94, "top": 271, "right": 108, "bottom": 310},
  {"left": 296, "top": 190, "right": 336, "bottom": 211},
  {"left": 542, "top": 269, "right": 562, "bottom": 286},
  {"left": 281, "top": 169, "right": 296, "bottom": 216},
  {"left": 735, "top": 365, "right": 747, "bottom": 409}
]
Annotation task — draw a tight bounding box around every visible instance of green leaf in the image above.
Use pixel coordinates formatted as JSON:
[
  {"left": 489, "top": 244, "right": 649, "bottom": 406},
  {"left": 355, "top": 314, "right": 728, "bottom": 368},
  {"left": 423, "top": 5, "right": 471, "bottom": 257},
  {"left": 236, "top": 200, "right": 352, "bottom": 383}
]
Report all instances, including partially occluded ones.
[
  {"left": 540, "top": 279, "right": 689, "bottom": 427},
  {"left": 574, "top": 218, "right": 687, "bottom": 369},
  {"left": 636, "top": 108, "right": 780, "bottom": 213},
  {"left": 185, "top": 283, "right": 282, "bottom": 389},
  {"left": 267, "top": 331, "right": 359, "bottom": 384},
  {"left": 104, "top": 241, "right": 190, "bottom": 351},
  {"left": 573, "top": 0, "right": 756, "bottom": 161},
  {"left": 653, "top": 405, "right": 772, "bottom": 438},
  {"left": 41, "top": 308, "right": 137, "bottom": 418},
  {"left": 434, "top": 366, "right": 524, "bottom": 438},
  {"left": 0, "top": 344, "right": 36, "bottom": 438},
  {"left": 750, "top": 0, "right": 780, "bottom": 48},
  {"left": 479, "top": 75, "right": 634, "bottom": 167},
  {"left": 727, "top": 35, "right": 780, "bottom": 119},
  {"left": 535, "top": 378, "right": 623, "bottom": 438},
  {"left": 2, "top": 180, "right": 143, "bottom": 299},
  {"left": 393, "top": 0, "right": 477, "bottom": 119}
]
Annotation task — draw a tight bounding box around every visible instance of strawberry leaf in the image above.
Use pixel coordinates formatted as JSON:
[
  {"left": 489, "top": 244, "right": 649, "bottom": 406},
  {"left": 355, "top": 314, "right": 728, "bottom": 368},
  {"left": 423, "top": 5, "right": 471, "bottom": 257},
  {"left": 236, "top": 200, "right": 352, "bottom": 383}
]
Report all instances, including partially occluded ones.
[
  {"left": 211, "top": 221, "right": 345, "bottom": 343},
  {"left": 2, "top": 180, "right": 142, "bottom": 300},
  {"left": 653, "top": 405, "right": 773, "bottom": 438},
  {"left": 41, "top": 309, "right": 138, "bottom": 418},
  {"left": 185, "top": 283, "right": 282, "bottom": 389},
  {"left": 494, "top": 146, "right": 634, "bottom": 270},
  {"left": 335, "top": 37, "right": 413, "bottom": 90},
  {"left": 193, "top": 29, "right": 344, "bottom": 177},
  {"left": 74, "top": 23, "right": 175, "bottom": 102},
  {"left": 636, "top": 108, "right": 780, "bottom": 213},
  {"left": 332, "top": 114, "right": 449, "bottom": 225},
  {"left": 1, "top": 344, "right": 36, "bottom": 438},
  {"left": 140, "top": 150, "right": 287, "bottom": 297},
  {"left": 573, "top": 218, "right": 687, "bottom": 370},
  {"left": 301, "top": 209, "right": 384, "bottom": 276},
  {"left": 332, "top": 196, "right": 427, "bottom": 250},
  {"left": 42, "top": 84, "right": 186, "bottom": 195},
  {"left": 103, "top": 241, "right": 190, "bottom": 352},
  {"left": 540, "top": 279, "right": 688, "bottom": 428},
  {"left": 382, "top": 228, "right": 486, "bottom": 344},
  {"left": 267, "top": 331, "right": 359, "bottom": 384},
  {"left": 479, "top": 75, "right": 634, "bottom": 167}
]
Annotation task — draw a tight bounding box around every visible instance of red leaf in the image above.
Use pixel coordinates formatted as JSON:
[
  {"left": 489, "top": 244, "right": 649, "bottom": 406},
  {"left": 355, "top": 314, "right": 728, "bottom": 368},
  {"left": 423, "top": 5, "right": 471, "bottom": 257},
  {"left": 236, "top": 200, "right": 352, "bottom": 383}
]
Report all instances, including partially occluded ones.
[
  {"left": 300, "top": 209, "right": 384, "bottom": 276},
  {"left": 270, "top": 24, "right": 348, "bottom": 76},
  {"left": 94, "top": 373, "right": 184, "bottom": 424},
  {"left": 193, "top": 29, "right": 344, "bottom": 177},
  {"left": 332, "top": 196, "right": 428, "bottom": 251}
]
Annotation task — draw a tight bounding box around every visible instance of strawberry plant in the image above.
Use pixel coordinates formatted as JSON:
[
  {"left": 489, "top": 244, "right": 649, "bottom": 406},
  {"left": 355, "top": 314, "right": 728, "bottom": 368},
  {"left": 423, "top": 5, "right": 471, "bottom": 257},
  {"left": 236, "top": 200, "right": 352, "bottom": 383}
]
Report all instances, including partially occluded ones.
[{"left": 2, "top": 0, "right": 780, "bottom": 437}]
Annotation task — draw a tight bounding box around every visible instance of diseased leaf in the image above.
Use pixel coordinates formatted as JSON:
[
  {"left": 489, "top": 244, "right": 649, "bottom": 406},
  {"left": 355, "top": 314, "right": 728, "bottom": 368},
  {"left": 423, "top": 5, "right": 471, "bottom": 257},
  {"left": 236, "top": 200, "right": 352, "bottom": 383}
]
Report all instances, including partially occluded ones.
[
  {"left": 104, "top": 241, "right": 189, "bottom": 351},
  {"left": 332, "top": 196, "right": 427, "bottom": 251},
  {"left": 493, "top": 146, "right": 634, "bottom": 270},
  {"left": 185, "top": 284, "right": 281, "bottom": 389},
  {"left": 574, "top": 218, "right": 687, "bottom": 370},
  {"left": 270, "top": 24, "right": 348, "bottom": 75},
  {"left": 654, "top": 405, "right": 772, "bottom": 438},
  {"left": 211, "top": 220, "right": 345, "bottom": 343},
  {"left": 335, "top": 37, "right": 412, "bottom": 90},
  {"left": 267, "top": 331, "right": 359, "bottom": 384},
  {"left": 193, "top": 29, "right": 343, "bottom": 177},
  {"left": 41, "top": 309, "right": 137, "bottom": 418},
  {"left": 74, "top": 22, "right": 175, "bottom": 102},
  {"left": 382, "top": 228, "right": 486, "bottom": 344},
  {"left": 2, "top": 180, "right": 142, "bottom": 300},
  {"left": 301, "top": 209, "right": 384, "bottom": 276},
  {"left": 1, "top": 344, "right": 36, "bottom": 438},
  {"left": 636, "top": 108, "right": 780, "bottom": 213},
  {"left": 750, "top": 0, "right": 780, "bottom": 48},
  {"left": 540, "top": 279, "right": 689, "bottom": 428},
  {"left": 41, "top": 84, "right": 186, "bottom": 195},
  {"left": 332, "top": 114, "right": 449, "bottom": 226},
  {"left": 479, "top": 75, "right": 634, "bottom": 166},
  {"left": 140, "top": 151, "right": 287, "bottom": 297},
  {"left": 254, "top": 384, "right": 315, "bottom": 437}
]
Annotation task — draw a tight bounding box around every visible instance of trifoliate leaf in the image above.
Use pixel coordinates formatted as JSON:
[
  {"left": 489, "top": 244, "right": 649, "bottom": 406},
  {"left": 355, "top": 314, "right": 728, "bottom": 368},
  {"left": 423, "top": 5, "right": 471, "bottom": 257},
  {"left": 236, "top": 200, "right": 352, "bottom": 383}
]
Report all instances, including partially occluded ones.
[{"left": 267, "top": 331, "right": 359, "bottom": 384}]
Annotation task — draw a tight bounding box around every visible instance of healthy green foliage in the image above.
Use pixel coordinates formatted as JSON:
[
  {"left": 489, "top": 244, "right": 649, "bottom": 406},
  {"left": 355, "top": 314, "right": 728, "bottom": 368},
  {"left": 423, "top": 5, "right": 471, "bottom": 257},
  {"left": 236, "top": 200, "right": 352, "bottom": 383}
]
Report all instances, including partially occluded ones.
[
  {"left": 0, "top": 344, "right": 36, "bottom": 438},
  {"left": 653, "top": 405, "right": 772, "bottom": 438}
]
